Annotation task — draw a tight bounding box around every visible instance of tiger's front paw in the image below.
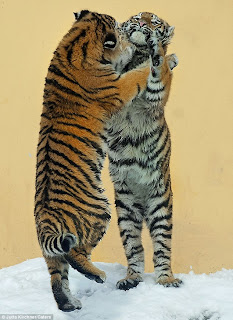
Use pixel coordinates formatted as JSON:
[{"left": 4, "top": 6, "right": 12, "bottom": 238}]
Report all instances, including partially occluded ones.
[
  {"left": 157, "top": 276, "right": 183, "bottom": 288},
  {"left": 116, "top": 277, "right": 142, "bottom": 290},
  {"left": 147, "top": 31, "right": 163, "bottom": 67},
  {"left": 167, "top": 53, "right": 179, "bottom": 70}
]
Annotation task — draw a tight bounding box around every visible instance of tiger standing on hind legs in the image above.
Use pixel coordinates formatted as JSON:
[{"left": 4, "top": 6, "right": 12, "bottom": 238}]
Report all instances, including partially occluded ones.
[
  {"left": 106, "top": 12, "right": 182, "bottom": 290},
  {"left": 35, "top": 10, "right": 153, "bottom": 312}
]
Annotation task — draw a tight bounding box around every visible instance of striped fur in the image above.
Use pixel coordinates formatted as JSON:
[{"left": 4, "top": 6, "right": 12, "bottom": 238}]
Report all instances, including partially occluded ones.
[
  {"left": 35, "top": 10, "right": 152, "bottom": 312},
  {"left": 106, "top": 12, "right": 181, "bottom": 290}
]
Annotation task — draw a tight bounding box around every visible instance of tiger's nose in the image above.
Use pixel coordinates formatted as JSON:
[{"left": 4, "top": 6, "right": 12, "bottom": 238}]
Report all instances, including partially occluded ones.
[{"left": 139, "top": 21, "right": 146, "bottom": 27}]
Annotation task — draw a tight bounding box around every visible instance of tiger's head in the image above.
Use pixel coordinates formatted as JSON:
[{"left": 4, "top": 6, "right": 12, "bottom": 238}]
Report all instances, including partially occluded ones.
[
  {"left": 59, "top": 10, "right": 135, "bottom": 70},
  {"left": 121, "top": 12, "right": 174, "bottom": 52}
]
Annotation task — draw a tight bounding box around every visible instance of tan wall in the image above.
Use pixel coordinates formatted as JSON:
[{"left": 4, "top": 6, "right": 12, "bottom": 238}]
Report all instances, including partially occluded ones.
[{"left": 1, "top": 0, "right": 233, "bottom": 274}]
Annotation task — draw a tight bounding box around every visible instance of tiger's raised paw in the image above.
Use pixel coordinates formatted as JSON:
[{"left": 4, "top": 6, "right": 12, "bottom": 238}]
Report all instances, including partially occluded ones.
[
  {"left": 167, "top": 53, "right": 179, "bottom": 70},
  {"left": 157, "top": 277, "right": 183, "bottom": 288},
  {"left": 146, "top": 32, "right": 164, "bottom": 67},
  {"left": 116, "top": 277, "right": 142, "bottom": 290}
]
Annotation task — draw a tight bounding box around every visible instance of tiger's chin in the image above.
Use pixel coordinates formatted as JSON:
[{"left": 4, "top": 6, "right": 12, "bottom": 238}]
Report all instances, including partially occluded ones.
[{"left": 130, "top": 31, "right": 147, "bottom": 45}]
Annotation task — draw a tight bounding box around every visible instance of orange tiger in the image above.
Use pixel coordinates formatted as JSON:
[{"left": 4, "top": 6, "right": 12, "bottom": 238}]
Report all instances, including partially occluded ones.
[{"left": 35, "top": 10, "right": 151, "bottom": 311}]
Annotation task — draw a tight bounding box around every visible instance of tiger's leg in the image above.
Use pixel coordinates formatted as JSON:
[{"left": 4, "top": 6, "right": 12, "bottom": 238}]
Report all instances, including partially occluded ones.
[
  {"left": 114, "top": 187, "right": 144, "bottom": 290},
  {"left": 145, "top": 182, "right": 182, "bottom": 287},
  {"left": 65, "top": 245, "right": 106, "bottom": 283},
  {"left": 45, "top": 255, "right": 82, "bottom": 312}
]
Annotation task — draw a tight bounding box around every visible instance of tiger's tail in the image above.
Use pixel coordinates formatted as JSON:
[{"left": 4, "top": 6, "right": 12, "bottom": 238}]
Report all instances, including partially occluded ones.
[
  {"left": 36, "top": 219, "right": 77, "bottom": 257},
  {"left": 37, "top": 221, "right": 106, "bottom": 283}
]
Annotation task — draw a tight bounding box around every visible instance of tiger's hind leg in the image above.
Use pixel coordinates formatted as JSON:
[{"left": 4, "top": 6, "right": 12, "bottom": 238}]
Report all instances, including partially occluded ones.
[
  {"left": 145, "top": 184, "right": 182, "bottom": 288},
  {"left": 45, "top": 255, "right": 82, "bottom": 312},
  {"left": 65, "top": 245, "right": 106, "bottom": 283},
  {"left": 114, "top": 189, "right": 144, "bottom": 290}
]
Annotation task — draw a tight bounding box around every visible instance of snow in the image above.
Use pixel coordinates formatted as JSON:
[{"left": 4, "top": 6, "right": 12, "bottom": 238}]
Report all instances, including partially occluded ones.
[{"left": 0, "top": 258, "right": 233, "bottom": 320}]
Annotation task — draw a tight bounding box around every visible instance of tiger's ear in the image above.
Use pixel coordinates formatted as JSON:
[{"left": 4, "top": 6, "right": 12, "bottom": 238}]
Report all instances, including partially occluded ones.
[{"left": 73, "top": 10, "right": 90, "bottom": 21}]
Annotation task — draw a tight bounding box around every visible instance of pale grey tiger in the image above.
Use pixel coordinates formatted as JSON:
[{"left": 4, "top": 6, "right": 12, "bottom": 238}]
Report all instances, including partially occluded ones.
[{"left": 105, "top": 12, "right": 182, "bottom": 290}]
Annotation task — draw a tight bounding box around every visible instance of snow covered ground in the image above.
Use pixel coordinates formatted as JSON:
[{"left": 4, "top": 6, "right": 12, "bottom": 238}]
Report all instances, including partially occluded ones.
[{"left": 0, "top": 258, "right": 232, "bottom": 320}]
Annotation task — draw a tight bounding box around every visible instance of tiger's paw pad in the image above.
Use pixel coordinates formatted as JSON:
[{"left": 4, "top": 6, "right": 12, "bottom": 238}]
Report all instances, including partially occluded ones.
[
  {"left": 116, "top": 278, "right": 142, "bottom": 291},
  {"left": 58, "top": 300, "right": 82, "bottom": 312},
  {"left": 158, "top": 277, "right": 183, "bottom": 288}
]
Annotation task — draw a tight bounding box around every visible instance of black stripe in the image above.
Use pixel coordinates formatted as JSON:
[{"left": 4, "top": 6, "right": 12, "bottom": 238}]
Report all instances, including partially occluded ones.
[
  {"left": 49, "top": 183, "right": 106, "bottom": 211},
  {"left": 154, "top": 232, "right": 172, "bottom": 239},
  {"left": 95, "top": 85, "right": 118, "bottom": 91},
  {"left": 115, "top": 200, "right": 136, "bottom": 216},
  {"left": 146, "top": 84, "right": 165, "bottom": 94},
  {"left": 48, "top": 64, "right": 96, "bottom": 95},
  {"left": 126, "top": 246, "right": 144, "bottom": 260},
  {"left": 94, "top": 71, "right": 116, "bottom": 78},
  {"left": 108, "top": 124, "right": 163, "bottom": 150},
  {"left": 123, "top": 234, "right": 138, "bottom": 246},
  {"left": 49, "top": 167, "right": 108, "bottom": 204},
  {"left": 118, "top": 216, "right": 142, "bottom": 226},
  {"left": 109, "top": 155, "right": 150, "bottom": 169},
  {"left": 150, "top": 224, "right": 173, "bottom": 232},
  {"left": 41, "top": 112, "right": 51, "bottom": 120},
  {"left": 56, "top": 121, "right": 97, "bottom": 136},
  {"left": 39, "top": 125, "right": 50, "bottom": 136},
  {"left": 49, "top": 198, "right": 110, "bottom": 221},
  {"left": 45, "top": 78, "right": 90, "bottom": 103},
  {"left": 47, "top": 147, "right": 100, "bottom": 191},
  {"left": 155, "top": 250, "right": 170, "bottom": 258},
  {"left": 44, "top": 235, "right": 52, "bottom": 253},
  {"left": 156, "top": 240, "right": 171, "bottom": 251},
  {"left": 67, "top": 26, "right": 79, "bottom": 35},
  {"left": 38, "top": 210, "right": 70, "bottom": 232},
  {"left": 149, "top": 204, "right": 171, "bottom": 232},
  {"left": 49, "top": 135, "right": 100, "bottom": 176},
  {"left": 66, "top": 29, "right": 87, "bottom": 64},
  {"left": 53, "top": 237, "right": 63, "bottom": 253},
  {"left": 45, "top": 205, "right": 83, "bottom": 233},
  {"left": 115, "top": 188, "right": 133, "bottom": 195},
  {"left": 40, "top": 219, "right": 60, "bottom": 233},
  {"left": 146, "top": 122, "right": 166, "bottom": 153},
  {"left": 154, "top": 144, "right": 171, "bottom": 173},
  {"left": 50, "top": 270, "right": 62, "bottom": 276},
  {"left": 82, "top": 41, "right": 89, "bottom": 61},
  {"left": 50, "top": 112, "right": 88, "bottom": 120},
  {"left": 149, "top": 131, "right": 169, "bottom": 162},
  {"left": 37, "top": 132, "right": 51, "bottom": 149},
  {"left": 51, "top": 128, "right": 104, "bottom": 158}
]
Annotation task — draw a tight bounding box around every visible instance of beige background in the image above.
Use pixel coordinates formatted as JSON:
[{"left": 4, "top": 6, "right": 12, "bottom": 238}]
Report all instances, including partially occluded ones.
[{"left": 0, "top": 0, "right": 232, "bottom": 274}]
